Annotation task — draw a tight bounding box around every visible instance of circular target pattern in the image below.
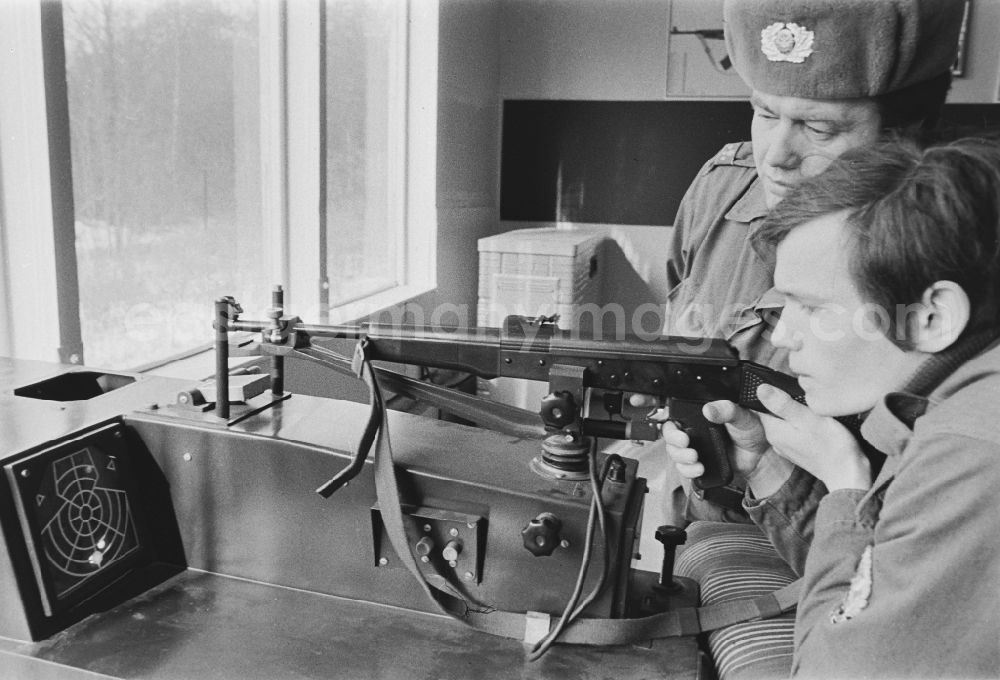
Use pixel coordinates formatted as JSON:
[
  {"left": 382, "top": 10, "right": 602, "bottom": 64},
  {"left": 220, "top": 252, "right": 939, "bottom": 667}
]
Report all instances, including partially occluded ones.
[{"left": 39, "top": 448, "right": 138, "bottom": 596}]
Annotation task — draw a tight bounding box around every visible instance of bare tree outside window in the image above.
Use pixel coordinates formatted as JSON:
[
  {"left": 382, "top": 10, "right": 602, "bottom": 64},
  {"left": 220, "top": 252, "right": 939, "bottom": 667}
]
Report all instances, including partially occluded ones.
[
  {"left": 63, "top": 0, "right": 411, "bottom": 369},
  {"left": 64, "top": 0, "right": 267, "bottom": 369}
]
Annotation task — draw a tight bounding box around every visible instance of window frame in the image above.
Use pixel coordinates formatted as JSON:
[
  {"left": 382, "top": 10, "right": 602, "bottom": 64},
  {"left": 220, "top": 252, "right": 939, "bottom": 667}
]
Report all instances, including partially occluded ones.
[
  {"left": 0, "top": 1, "right": 67, "bottom": 363},
  {"left": 263, "top": 0, "right": 439, "bottom": 326},
  {"left": 0, "top": 0, "right": 437, "bottom": 368}
]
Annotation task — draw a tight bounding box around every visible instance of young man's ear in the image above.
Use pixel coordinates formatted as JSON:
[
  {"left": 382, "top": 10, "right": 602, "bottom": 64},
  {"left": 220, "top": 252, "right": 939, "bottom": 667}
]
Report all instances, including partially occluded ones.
[{"left": 910, "top": 281, "right": 970, "bottom": 353}]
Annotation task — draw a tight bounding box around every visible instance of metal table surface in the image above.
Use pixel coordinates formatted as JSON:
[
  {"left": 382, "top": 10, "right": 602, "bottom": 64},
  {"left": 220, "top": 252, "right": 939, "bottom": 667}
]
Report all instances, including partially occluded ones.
[
  {"left": 0, "top": 569, "right": 702, "bottom": 680},
  {"left": 0, "top": 358, "right": 704, "bottom": 679}
]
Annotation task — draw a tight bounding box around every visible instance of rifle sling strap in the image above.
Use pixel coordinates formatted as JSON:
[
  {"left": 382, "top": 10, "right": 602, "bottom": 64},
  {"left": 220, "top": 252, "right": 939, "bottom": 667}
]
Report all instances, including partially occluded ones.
[{"left": 349, "top": 338, "right": 801, "bottom": 647}]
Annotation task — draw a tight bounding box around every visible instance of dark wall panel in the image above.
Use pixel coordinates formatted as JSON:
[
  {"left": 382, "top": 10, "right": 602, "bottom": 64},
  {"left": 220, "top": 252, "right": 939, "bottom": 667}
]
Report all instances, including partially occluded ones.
[
  {"left": 500, "top": 100, "right": 750, "bottom": 226},
  {"left": 500, "top": 100, "right": 1000, "bottom": 227}
]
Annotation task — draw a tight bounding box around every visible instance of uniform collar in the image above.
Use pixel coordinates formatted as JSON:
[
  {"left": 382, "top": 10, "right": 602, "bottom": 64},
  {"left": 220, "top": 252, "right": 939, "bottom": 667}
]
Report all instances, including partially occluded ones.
[
  {"left": 725, "top": 176, "right": 769, "bottom": 225},
  {"left": 861, "top": 332, "right": 1000, "bottom": 458},
  {"left": 861, "top": 396, "right": 922, "bottom": 458}
]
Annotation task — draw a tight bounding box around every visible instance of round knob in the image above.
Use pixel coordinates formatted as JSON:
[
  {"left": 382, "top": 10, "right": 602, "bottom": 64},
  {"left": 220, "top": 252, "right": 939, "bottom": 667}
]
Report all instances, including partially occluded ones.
[
  {"left": 176, "top": 389, "right": 205, "bottom": 406},
  {"left": 521, "top": 512, "right": 563, "bottom": 557},
  {"left": 654, "top": 525, "right": 687, "bottom": 549},
  {"left": 415, "top": 536, "right": 435, "bottom": 557},
  {"left": 540, "top": 391, "right": 577, "bottom": 429},
  {"left": 654, "top": 525, "right": 688, "bottom": 589},
  {"left": 442, "top": 540, "right": 462, "bottom": 562}
]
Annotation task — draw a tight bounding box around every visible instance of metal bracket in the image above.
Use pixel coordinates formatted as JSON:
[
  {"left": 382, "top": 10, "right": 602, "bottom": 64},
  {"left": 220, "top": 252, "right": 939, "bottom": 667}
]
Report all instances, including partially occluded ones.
[{"left": 371, "top": 505, "right": 485, "bottom": 586}]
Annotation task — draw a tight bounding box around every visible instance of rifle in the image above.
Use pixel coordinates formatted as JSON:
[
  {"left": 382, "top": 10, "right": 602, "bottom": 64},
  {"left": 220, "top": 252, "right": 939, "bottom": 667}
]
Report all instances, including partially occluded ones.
[{"left": 212, "top": 292, "right": 851, "bottom": 500}]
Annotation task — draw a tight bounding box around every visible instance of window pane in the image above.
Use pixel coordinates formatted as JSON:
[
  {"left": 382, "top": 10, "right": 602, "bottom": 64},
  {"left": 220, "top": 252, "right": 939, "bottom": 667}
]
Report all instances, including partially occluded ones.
[
  {"left": 64, "top": 0, "right": 268, "bottom": 369},
  {"left": 325, "top": 0, "right": 405, "bottom": 307}
]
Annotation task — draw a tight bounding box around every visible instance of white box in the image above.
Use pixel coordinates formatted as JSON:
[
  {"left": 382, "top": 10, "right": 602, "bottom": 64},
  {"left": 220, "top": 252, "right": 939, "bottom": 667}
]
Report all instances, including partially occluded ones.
[{"left": 477, "top": 227, "right": 605, "bottom": 409}]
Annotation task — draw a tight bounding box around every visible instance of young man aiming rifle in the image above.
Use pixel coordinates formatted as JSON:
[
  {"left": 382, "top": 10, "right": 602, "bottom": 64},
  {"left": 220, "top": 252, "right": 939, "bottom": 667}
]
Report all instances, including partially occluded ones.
[{"left": 665, "top": 137, "right": 1000, "bottom": 677}]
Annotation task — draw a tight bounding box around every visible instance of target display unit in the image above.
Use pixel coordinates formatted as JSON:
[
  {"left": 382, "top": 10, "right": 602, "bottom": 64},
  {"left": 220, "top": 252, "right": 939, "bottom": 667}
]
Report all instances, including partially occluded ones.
[
  {"left": 0, "top": 361, "right": 186, "bottom": 644},
  {"left": 5, "top": 422, "right": 147, "bottom": 618}
]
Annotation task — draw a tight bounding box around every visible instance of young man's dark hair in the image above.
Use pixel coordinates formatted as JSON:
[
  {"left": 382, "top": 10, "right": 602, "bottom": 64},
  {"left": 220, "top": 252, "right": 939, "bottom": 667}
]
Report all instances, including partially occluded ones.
[{"left": 753, "top": 137, "right": 1000, "bottom": 348}]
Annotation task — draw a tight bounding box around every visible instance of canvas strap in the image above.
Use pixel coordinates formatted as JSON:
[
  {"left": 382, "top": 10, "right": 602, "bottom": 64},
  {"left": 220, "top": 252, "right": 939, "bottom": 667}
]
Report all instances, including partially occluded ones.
[{"left": 338, "top": 338, "right": 800, "bottom": 649}]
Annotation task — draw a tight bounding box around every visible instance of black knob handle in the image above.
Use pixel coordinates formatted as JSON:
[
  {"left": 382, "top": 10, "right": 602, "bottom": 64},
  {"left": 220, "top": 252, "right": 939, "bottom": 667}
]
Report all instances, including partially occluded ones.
[
  {"left": 540, "top": 391, "right": 577, "bottom": 429},
  {"left": 521, "top": 512, "right": 563, "bottom": 557},
  {"left": 654, "top": 525, "right": 687, "bottom": 590}
]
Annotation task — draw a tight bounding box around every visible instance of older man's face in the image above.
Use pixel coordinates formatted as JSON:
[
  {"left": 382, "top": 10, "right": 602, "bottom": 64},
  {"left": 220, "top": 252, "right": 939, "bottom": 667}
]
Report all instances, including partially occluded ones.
[{"left": 750, "top": 90, "right": 881, "bottom": 209}]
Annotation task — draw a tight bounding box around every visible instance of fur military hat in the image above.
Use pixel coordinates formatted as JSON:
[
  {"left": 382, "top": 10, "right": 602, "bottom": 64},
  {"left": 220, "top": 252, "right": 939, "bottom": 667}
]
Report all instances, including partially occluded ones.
[{"left": 724, "top": 0, "right": 967, "bottom": 99}]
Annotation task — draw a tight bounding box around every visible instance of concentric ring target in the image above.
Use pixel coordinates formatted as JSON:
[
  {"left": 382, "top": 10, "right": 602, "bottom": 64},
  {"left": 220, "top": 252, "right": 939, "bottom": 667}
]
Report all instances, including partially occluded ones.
[{"left": 37, "top": 448, "right": 139, "bottom": 597}]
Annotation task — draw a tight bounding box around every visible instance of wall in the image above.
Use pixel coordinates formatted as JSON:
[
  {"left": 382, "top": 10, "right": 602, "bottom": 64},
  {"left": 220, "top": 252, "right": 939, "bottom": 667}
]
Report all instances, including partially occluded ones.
[
  {"left": 404, "top": 0, "right": 1000, "bottom": 322},
  {"left": 498, "top": 0, "right": 670, "bottom": 100},
  {"left": 499, "top": 100, "right": 751, "bottom": 226},
  {"left": 949, "top": 0, "right": 1000, "bottom": 104},
  {"left": 489, "top": 0, "right": 1000, "bottom": 324},
  {"left": 499, "top": 0, "right": 1000, "bottom": 103},
  {"left": 406, "top": 0, "right": 503, "bottom": 322},
  {"left": 492, "top": 0, "right": 698, "bottom": 325}
]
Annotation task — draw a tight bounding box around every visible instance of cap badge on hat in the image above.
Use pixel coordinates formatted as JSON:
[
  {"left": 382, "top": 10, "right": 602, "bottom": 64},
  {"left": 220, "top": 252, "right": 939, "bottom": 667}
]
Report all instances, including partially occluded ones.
[{"left": 760, "top": 22, "right": 815, "bottom": 63}]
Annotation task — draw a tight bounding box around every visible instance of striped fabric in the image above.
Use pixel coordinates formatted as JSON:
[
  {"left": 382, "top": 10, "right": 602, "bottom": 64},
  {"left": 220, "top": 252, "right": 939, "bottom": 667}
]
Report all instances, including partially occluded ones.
[{"left": 676, "top": 521, "right": 797, "bottom": 679}]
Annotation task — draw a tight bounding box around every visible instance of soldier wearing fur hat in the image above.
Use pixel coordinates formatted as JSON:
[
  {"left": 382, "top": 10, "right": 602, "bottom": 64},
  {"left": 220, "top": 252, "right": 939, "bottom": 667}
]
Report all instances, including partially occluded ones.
[{"left": 659, "top": 0, "right": 967, "bottom": 523}]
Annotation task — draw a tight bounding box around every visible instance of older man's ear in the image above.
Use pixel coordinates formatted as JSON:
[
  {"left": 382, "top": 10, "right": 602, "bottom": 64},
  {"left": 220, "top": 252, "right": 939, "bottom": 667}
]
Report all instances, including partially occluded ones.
[{"left": 909, "top": 281, "right": 971, "bottom": 353}]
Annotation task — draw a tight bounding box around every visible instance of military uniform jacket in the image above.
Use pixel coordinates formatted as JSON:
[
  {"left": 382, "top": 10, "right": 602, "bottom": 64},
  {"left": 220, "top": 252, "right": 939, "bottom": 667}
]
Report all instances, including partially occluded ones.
[
  {"left": 666, "top": 141, "right": 789, "bottom": 371},
  {"left": 746, "top": 339, "right": 1000, "bottom": 678}
]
